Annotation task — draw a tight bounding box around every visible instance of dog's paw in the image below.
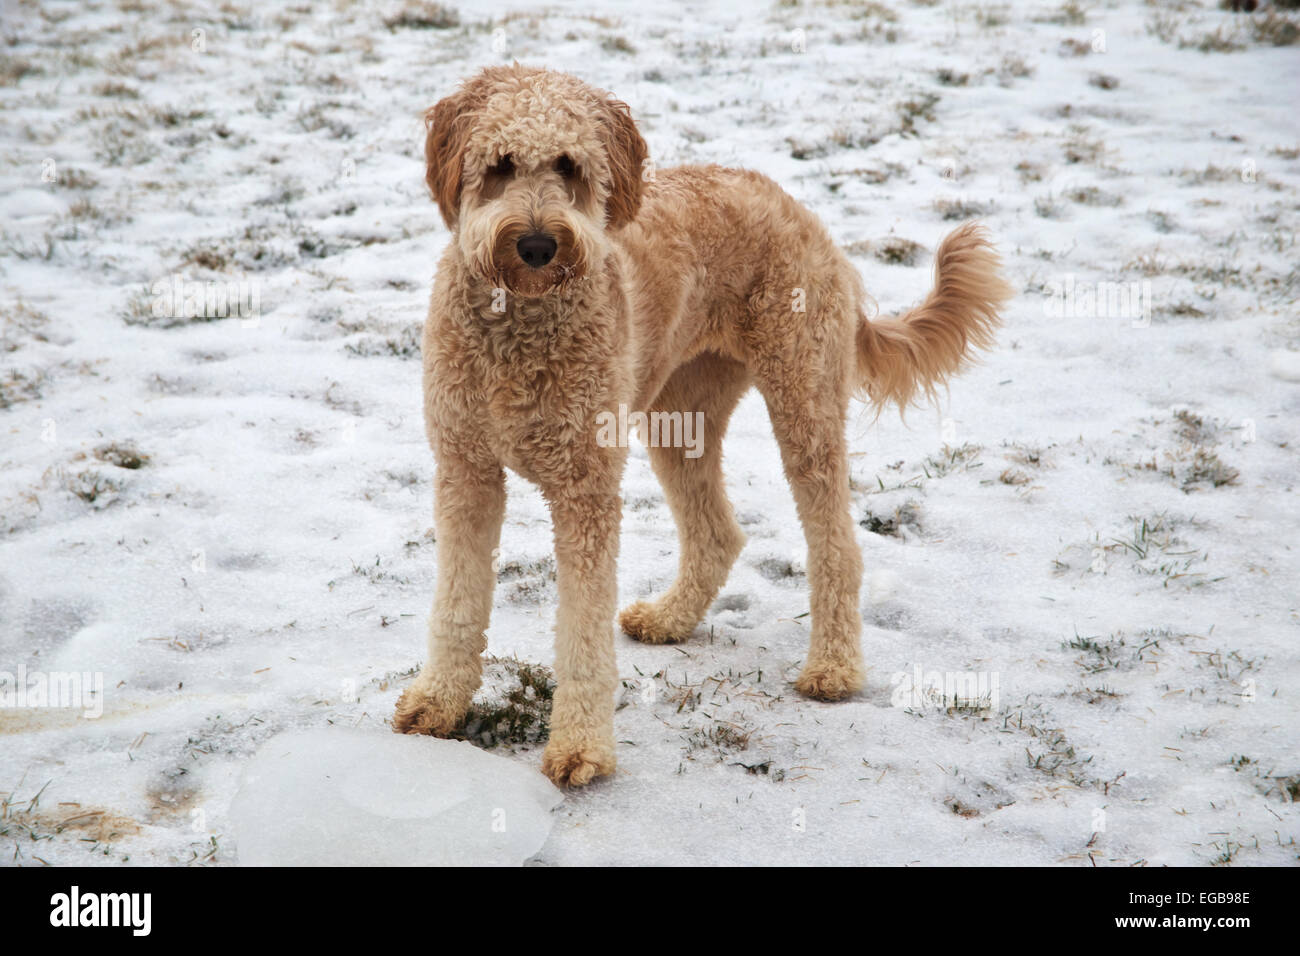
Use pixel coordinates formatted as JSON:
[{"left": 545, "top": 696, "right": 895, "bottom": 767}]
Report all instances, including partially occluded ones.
[
  {"left": 619, "top": 600, "right": 693, "bottom": 644},
  {"left": 392, "top": 685, "right": 466, "bottom": 736},
  {"left": 795, "top": 659, "right": 865, "bottom": 701},
  {"left": 541, "top": 739, "right": 615, "bottom": 788}
]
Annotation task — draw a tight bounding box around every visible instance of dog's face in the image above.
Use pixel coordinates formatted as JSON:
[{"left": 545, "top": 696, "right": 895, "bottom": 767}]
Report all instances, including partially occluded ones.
[{"left": 423, "top": 66, "right": 648, "bottom": 299}]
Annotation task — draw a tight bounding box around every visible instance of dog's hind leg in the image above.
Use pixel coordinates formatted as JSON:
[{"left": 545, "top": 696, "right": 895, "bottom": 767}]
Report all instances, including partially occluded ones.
[
  {"left": 753, "top": 337, "right": 866, "bottom": 701},
  {"left": 394, "top": 449, "right": 505, "bottom": 736},
  {"left": 619, "top": 354, "right": 751, "bottom": 644}
]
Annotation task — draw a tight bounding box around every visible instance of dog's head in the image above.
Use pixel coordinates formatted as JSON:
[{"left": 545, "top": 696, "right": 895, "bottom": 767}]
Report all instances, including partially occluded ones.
[{"left": 423, "top": 65, "right": 648, "bottom": 298}]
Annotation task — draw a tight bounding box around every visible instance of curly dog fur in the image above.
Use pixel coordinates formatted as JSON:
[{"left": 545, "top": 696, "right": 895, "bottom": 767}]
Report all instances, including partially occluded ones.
[{"left": 393, "top": 65, "right": 1014, "bottom": 786}]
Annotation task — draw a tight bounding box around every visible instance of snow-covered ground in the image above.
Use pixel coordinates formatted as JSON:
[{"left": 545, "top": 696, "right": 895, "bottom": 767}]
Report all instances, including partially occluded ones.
[{"left": 1, "top": 0, "right": 1297, "bottom": 866}]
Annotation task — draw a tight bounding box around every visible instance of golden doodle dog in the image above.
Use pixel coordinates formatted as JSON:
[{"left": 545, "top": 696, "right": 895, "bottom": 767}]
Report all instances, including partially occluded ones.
[{"left": 394, "top": 65, "right": 1013, "bottom": 786}]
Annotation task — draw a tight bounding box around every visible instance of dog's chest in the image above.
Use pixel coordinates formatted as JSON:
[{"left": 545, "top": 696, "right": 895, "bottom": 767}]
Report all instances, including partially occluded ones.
[
  {"left": 430, "top": 275, "right": 631, "bottom": 485},
  {"left": 470, "top": 346, "right": 614, "bottom": 484}
]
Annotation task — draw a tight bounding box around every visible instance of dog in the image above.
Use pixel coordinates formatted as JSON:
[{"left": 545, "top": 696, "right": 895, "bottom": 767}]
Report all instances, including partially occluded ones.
[{"left": 393, "top": 65, "right": 1013, "bottom": 786}]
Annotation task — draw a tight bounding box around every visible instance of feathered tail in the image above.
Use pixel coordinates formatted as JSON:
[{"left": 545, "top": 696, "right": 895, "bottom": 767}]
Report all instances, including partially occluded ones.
[{"left": 855, "top": 222, "right": 1013, "bottom": 412}]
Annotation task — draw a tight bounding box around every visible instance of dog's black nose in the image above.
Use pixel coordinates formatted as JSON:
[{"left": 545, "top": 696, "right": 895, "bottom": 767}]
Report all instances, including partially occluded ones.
[{"left": 516, "top": 233, "right": 558, "bottom": 269}]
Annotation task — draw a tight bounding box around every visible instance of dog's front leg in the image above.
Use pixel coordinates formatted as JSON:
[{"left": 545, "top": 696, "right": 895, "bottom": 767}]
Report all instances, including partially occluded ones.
[
  {"left": 541, "top": 485, "right": 622, "bottom": 787},
  {"left": 394, "top": 453, "right": 505, "bottom": 736}
]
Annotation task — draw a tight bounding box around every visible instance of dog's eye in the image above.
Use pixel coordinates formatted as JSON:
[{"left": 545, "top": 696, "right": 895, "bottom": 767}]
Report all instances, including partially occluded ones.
[
  {"left": 554, "top": 155, "right": 578, "bottom": 178},
  {"left": 489, "top": 155, "right": 515, "bottom": 177}
]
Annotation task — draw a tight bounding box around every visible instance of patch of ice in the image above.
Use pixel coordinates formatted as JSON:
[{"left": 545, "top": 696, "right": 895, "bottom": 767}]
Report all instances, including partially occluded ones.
[{"left": 229, "top": 728, "right": 562, "bottom": 866}]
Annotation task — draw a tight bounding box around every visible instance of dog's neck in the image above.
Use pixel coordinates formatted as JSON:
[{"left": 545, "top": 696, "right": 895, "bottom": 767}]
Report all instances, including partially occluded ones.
[{"left": 455, "top": 251, "right": 623, "bottom": 350}]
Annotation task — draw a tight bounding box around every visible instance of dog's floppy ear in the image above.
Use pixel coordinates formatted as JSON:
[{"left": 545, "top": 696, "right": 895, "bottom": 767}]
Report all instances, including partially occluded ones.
[
  {"left": 596, "top": 97, "right": 648, "bottom": 229},
  {"left": 423, "top": 91, "right": 474, "bottom": 231}
]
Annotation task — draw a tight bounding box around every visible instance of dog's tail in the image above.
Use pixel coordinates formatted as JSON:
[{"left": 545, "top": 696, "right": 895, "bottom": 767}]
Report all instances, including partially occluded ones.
[{"left": 855, "top": 222, "right": 1013, "bottom": 413}]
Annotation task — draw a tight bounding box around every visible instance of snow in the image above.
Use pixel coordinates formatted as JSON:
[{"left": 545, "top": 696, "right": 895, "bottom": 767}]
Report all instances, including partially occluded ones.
[
  {"left": 228, "top": 728, "right": 562, "bottom": 866},
  {"left": 1, "top": 0, "right": 1298, "bottom": 866},
  {"left": 1269, "top": 349, "right": 1300, "bottom": 382}
]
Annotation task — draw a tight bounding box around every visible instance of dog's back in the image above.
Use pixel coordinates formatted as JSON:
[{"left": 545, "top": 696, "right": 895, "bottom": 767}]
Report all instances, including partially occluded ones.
[{"left": 615, "top": 164, "right": 866, "bottom": 408}]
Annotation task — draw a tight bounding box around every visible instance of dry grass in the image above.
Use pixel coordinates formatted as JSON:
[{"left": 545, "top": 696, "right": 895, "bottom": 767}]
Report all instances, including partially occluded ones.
[
  {"left": 383, "top": 2, "right": 460, "bottom": 31},
  {"left": 860, "top": 500, "right": 922, "bottom": 537},
  {"left": 0, "top": 367, "right": 47, "bottom": 409},
  {"left": 844, "top": 235, "right": 926, "bottom": 266},
  {"left": 452, "top": 656, "right": 556, "bottom": 751},
  {"left": 94, "top": 441, "right": 150, "bottom": 470},
  {"left": 933, "top": 196, "right": 994, "bottom": 220},
  {"left": 1251, "top": 11, "right": 1300, "bottom": 46},
  {"left": 1, "top": 785, "right": 141, "bottom": 864}
]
